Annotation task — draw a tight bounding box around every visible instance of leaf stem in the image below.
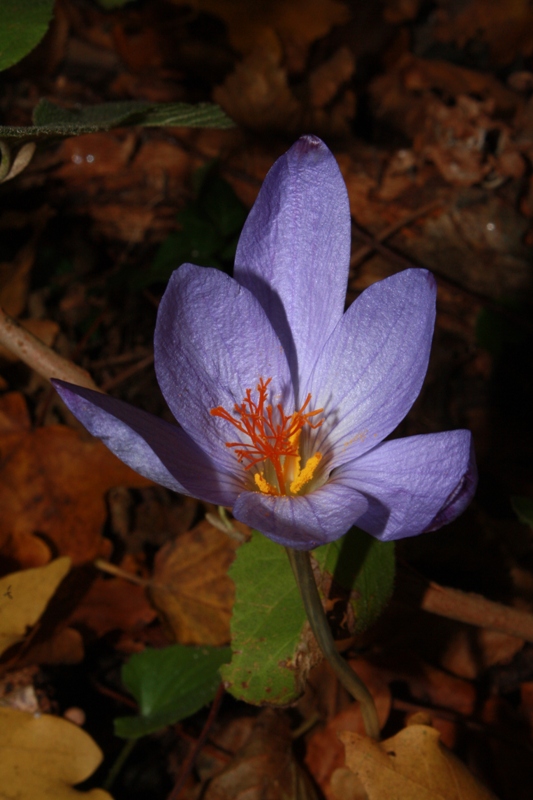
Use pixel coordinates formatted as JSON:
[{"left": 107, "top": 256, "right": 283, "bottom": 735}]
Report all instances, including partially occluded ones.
[
  {"left": 286, "top": 547, "right": 380, "bottom": 740},
  {"left": 102, "top": 737, "right": 137, "bottom": 792}
]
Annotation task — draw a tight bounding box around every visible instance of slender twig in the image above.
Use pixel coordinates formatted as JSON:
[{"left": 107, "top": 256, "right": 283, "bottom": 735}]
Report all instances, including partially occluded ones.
[
  {"left": 100, "top": 353, "right": 154, "bottom": 392},
  {"left": 423, "top": 580, "right": 533, "bottom": 642},
  {"left": 0, "top": 305, "right": 100, "bottom": 390},
  {"left": 286, "top": 548, "right": 381, "bottom": 740},
  {"left": 90, "top": 349, "right": 151, "bottom": 369},
  {"left": 166, "top": 683, "right": 226, "bottom": 800},
  {"left": 350, "top": 222, "right": 532, "bottom": 329},
  {"left": 396, "top": 561, "right": 533, "bottom": 642},
  {"left": 350, "top": 199, "right": 444, "bottom": 268},
  {"left": 94, "top": 558, "right": 151, "bottom": 587}
]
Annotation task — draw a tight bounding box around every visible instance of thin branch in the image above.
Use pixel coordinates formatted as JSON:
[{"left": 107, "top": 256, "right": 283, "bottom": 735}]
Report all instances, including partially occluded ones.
[
  {"left": 100, "top": 353, "right": 154, "bottom": 392},
  {"left": 350, "top": 222, "right": 532, "bottom": 328},
  {"left": 166, "top": 683, "right": 226, "bottom": 800},
  {"left": 421, "top": 580, "right": 533, "bottom": 642},
  {"left": 350, "top": 199, "right": 444, "bottom": 268},
  {"left": 0, "top": 305, "right": 100, "bottom": 391},
  {"left": 94, "top": 559, "right": 151, "bottom": 587},
  {"left": 397, "top": 562, "right": 533, "bottom": 642}
]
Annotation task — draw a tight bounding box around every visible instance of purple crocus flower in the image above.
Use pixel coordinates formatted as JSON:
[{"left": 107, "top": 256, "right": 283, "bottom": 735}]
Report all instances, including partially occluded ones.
[{"left": 53, "top": 135, "right": 476, "bottom": 550}]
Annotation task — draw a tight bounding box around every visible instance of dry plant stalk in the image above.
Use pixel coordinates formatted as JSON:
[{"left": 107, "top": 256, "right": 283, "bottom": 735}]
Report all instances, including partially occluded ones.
[{"left": 0, "top": 305, "right": 100, "bottom": 391}]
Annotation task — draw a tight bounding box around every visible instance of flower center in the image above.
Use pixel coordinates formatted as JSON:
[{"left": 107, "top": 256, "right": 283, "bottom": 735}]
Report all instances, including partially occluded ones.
[{"left": 210, "top": 377, "right": 324, "bottom": 496}]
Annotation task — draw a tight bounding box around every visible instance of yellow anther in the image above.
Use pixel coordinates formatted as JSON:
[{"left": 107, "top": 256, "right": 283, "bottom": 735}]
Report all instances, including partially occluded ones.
[
  {"left": 254, "top": 471, "right": 278, "bottom": 495},
  {"left": 290, "top": 452, "right": 322, "bottom": 495}
]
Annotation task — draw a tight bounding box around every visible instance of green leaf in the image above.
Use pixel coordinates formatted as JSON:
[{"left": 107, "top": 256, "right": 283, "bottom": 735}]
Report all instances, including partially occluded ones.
[
  {"left": 512, "top": 496, "right": 533, "bottom": 528},
  {"left": 114, "top": 644, "right": 231, "bottom": 739},
  {"left": 200, "top": 174, "right": 248, "bottom": 238},
  {"left": 0, "top": 99, "right": 234, "bottom": 142},
  {"left": 222, "top": 528, "right": 395, "bottom": 706},
  {"left": 0, "top": 0, "right": 55, "bottom": 73},
  {"left": 314, "top": 527, "right": 395, "bottom": 635},
  {"left": 129, "top": 165, "right": 247, "bottom": 288},
  {"left": 220, "top": 532, "right": 307, "bottom": 705}
]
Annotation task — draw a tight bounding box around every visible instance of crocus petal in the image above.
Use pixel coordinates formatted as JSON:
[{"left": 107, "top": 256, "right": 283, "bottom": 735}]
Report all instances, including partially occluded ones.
[
  {"left": 308, "top": 269, "right": 436, "bottom": 469},
  {"left": 52, "top": 380, "right": 242, "bottom": 506},
  {"left": 233, "top": 482, "right": 368, "bottom": 549},
  {"left": 154, "top": 264, "right": 293, "bottom": 473},
  {"left": 335, "top": 430, "right": 476, "bottom": 541},
  {"left": 234, "top": 135, "right": 351, "bottom": 400}
]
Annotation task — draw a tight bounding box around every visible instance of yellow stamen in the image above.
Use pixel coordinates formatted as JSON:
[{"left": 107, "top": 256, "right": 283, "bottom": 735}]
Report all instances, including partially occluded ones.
[
  {"left": 254, "top": 472, "right": 278, "bottom": 495},
  {"left": 290, "top": 452, "right": 322, "bottom": 494}
]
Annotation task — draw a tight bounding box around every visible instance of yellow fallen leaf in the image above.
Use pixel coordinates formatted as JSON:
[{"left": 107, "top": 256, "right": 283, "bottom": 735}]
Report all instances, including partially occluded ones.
[
  {"left": 338, "top": 724, "right": 499, "bottom": 800},
  {"left": 0, "top": 707, "right": 112, "bottom": 799},
  {"left": 0, "top": 557, "right": 71, "bottom": 658}
]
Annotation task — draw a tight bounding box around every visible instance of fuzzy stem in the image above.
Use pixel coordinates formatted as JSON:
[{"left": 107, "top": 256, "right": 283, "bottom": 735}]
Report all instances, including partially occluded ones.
[{"left": 286, "top": 547, "right": 380, "bottom": 740}]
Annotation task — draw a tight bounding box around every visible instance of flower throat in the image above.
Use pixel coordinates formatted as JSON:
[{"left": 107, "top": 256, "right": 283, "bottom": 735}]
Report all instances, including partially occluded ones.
[{"left": 210, "top": 377, "right": 323, "bottom": 496}]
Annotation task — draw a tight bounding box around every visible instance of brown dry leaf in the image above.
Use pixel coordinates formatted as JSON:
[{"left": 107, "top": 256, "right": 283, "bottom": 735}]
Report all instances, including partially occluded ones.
[
  {"left": 434, "top": 0, "right": 533, "bottom": 64},
  {"left": 0, "top": 707, "right": 112, "bottom": 799},
  {"left": 191, "top": 0, "right": 349, "bottom": 57},
  {"left": 0, "top": 207, "right": 52, "bottom": 317},
  {"left": 51, "top": 133, "right": 193, "bottom": 244},
  {"left": 382, "top": 0, "right": 423, "bottom": 24},
  {"left": 214, "top": 41, "right": 302, "bottom": 133},
  {"left": 304, "top": 659, "right": 391, "bottom": 799},
  {"left": 0, "top": 423, "right": 152, "bottom": 568},
  {"left": 370, "top": 53, "right": 519, "bottom": 139},
  {"left": 0, "top": 558, "right": 71, "bottom": 658},
  {"left": 309, "top": 47, "right": 355, "bottom": 107},
  {"left": 69, "top": 575, "right": 156, "bottom": 639},
  {"left": 215, "top": 40, "right": 355, "bottom": 135},
  {"left": 149, "top": 520, "right": 239, "bottom": 646},
  {"left": 439, "top": 627, "right": 524, "bottom": 680},
  {"left": 203, "top": 708, "right": 319, "bottom": 800},
  {"left": 369, "top": 53, "right": 526, "bottom": 189},
  {"left": 337, "top": 724, "right": 498, "bottom": 800},
  {"left": 0, "top": 239, "right": 36, "bottom": 318},
  {"left": 0, "top": 392, "right": 31, "bottom": 433},
  {"left": 20, "top": 627, "right": 85, "bottom": 667}
]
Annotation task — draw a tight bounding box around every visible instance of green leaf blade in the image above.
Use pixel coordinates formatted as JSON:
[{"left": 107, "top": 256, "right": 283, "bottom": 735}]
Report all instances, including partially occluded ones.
[
  {"left": 0, "top": 100, "right": 234, "bottom": 143},
  {"left": 512, "top": 496, "right": 533, "bottom": 528},
  {"left": 314, "top": 527, "right": 395, "bottom": 635},
  {"left": 115, "top": 644, "right": 231, "bottom": 739},
  {"left": 221, "top": 532, "right": 307, "bottom": 705},
  {"left": 0, "top": 0, "right": 55, "bottom": 73},
  {"left": 223, "top": 528, "right": 395, "bottom": 706}
]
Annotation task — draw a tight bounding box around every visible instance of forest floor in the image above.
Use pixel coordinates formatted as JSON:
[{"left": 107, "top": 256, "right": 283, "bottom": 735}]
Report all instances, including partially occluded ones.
[{"left": 1, "top": 1, "right": 533, "bottom": 798}]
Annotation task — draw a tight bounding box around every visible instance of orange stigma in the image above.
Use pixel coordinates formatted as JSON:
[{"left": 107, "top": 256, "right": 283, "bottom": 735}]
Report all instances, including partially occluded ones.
[{"left": 210, "top": 377, "right": 324, "bottom": 496}]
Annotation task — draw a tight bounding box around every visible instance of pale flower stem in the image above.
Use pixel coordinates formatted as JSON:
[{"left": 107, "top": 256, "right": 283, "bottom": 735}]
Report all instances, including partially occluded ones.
[{"left": 286, "top": 547, "right": 381, "bottom": 740}]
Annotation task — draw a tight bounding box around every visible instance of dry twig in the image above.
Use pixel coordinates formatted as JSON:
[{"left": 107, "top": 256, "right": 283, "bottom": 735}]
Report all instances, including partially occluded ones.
[{"left": 0, "top": 305, "right": 100, "bottom": 391}]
